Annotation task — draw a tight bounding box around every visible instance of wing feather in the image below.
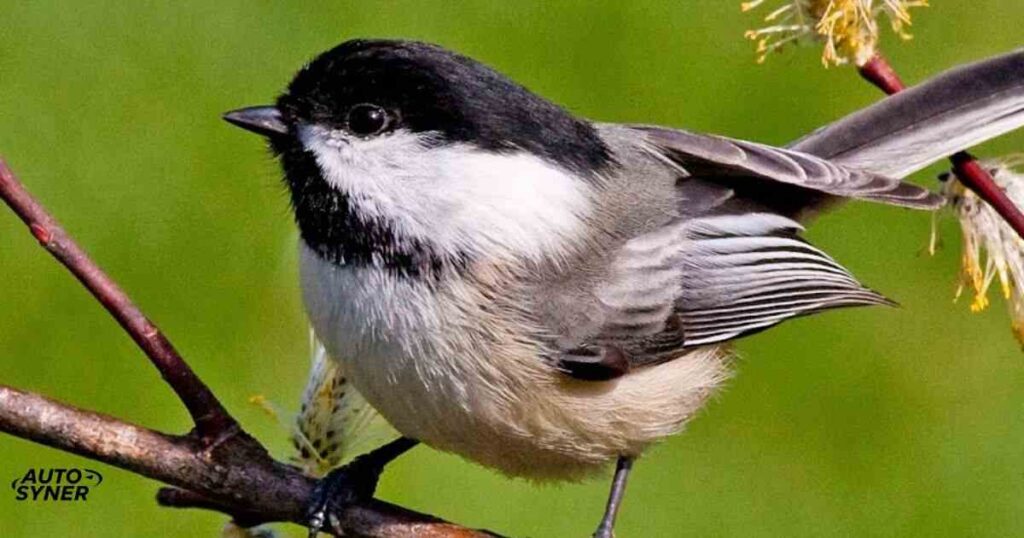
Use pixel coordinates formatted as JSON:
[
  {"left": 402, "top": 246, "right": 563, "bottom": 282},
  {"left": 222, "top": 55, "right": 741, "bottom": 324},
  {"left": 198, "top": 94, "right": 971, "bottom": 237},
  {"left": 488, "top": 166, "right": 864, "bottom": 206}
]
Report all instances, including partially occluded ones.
[
  {"left": 568, "top": 211, "right": 891, "bottom": 371},
  {"left": 635, "top": 125, "right": 943, "bottom": 209},
  {"left": 676, "top": 213, "right": 892, "bottom": 346}
]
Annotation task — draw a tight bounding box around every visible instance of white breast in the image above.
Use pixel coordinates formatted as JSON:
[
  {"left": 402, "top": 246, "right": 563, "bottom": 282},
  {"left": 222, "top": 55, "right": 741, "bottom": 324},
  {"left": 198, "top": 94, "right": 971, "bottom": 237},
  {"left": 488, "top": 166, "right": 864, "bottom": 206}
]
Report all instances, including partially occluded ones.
[
  {"left": 298, "top": 242, "right": 489, "bottom": 432},
  {"left": 298, "top": 242, "right": 456, "bottom": 388}
]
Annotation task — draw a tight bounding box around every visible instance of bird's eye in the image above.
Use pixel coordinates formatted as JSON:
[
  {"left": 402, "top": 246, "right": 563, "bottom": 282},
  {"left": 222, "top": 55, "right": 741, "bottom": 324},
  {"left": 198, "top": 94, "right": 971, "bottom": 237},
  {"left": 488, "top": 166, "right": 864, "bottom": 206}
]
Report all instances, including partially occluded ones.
[{"left": 346, "top": 104, "right": 391, "bottom": 136}]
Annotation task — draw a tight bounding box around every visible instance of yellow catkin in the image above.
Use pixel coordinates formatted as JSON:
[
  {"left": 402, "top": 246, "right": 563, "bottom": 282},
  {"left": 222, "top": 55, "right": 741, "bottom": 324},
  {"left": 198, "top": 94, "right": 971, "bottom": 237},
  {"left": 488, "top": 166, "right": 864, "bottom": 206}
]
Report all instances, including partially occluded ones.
[
  {"left": 942, "top": 157, "right": 1024, "bottom": 347},
  {"left": 743, "top": 0, "right": 928, "bottom": 66}
]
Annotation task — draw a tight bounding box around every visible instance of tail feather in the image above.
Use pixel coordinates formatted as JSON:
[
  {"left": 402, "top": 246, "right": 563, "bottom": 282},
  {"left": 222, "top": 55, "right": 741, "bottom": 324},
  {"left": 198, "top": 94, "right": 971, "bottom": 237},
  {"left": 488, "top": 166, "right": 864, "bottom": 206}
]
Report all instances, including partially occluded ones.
[{"left": 791, "top": 49, "right": 1024, "bottom": 179}]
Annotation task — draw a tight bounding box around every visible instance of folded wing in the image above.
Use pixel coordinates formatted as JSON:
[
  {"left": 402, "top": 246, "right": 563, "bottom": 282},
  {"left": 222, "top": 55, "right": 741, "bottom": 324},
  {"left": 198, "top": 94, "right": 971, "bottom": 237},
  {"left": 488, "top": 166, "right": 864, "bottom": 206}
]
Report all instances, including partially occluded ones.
[
  {"left": 574, "top": 202, "right": 890, "bottom": 372},
  {"left": 637, "top": 125, "right": 943, "bottom": 209}
]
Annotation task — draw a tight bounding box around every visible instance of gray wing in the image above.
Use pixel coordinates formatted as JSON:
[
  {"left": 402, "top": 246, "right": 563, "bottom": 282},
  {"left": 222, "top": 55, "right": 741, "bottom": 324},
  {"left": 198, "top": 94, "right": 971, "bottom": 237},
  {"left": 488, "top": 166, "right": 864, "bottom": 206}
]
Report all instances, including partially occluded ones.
[
  {"left": 554, "top": 130, "right": 897, "bottom": 378},
  {"left": 560, "top": 185, "right": 890, "bottom": 375},
  {"left": 636, "top": 125, "right": 943, "bottom": 209}
]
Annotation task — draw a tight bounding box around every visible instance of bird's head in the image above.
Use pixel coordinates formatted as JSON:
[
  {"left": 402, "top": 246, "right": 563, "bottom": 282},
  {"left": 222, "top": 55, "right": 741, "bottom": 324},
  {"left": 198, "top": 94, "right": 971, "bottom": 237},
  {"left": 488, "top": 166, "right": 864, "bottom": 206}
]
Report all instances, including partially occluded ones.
[{"left": 225, "top": 39, "right": 613, "bottom": 277}]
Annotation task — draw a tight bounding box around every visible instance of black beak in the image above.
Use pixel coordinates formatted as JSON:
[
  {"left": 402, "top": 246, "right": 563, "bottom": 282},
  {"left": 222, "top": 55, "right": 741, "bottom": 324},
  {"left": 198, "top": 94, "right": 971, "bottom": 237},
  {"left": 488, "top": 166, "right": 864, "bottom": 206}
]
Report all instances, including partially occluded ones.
[{"left": 222, "top": 106, "right": 288, "bottom": 137}]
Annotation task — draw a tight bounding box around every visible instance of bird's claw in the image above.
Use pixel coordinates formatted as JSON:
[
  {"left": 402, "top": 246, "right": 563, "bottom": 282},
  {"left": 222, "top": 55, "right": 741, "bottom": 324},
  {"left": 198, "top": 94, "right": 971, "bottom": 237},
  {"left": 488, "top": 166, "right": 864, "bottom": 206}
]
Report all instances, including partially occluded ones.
[{"left": 305, "top": 457, "right": 383, "bottom": 538}]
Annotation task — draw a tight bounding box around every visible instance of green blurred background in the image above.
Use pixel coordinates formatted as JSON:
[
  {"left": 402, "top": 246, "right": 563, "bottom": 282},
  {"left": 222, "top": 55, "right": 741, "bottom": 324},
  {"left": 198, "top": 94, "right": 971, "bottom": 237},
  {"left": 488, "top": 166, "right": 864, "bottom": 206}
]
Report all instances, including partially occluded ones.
[{"left": 2, "top": 1, "right": 1023, "bottom": 536}]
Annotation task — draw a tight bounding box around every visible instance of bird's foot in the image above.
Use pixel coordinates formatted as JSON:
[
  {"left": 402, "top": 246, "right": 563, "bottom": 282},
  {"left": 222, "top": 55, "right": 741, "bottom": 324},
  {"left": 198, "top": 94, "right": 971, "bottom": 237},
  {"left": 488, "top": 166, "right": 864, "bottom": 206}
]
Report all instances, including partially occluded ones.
[
  {"left": 305, "top": 456, "right": 383, "bottom": 538},
  {"left": 592, "top": 456, "right": 633, "bottom": 538},
  {"left": 305, "top": 437, "right": 418, "bottom": 537},
  {"left": 593, "top": 521, "right": 616, "bottom": 538}
]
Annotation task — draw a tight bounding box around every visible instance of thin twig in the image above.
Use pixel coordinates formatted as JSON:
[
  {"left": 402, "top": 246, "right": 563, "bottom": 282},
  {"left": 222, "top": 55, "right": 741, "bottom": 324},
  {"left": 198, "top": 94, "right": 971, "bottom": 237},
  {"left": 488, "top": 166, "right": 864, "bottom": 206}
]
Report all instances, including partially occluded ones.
[
  {"left": 858, "top": 54, "right": 1024, "bottom": 241},
  {"left": 858, "top": 54, "right": 907, "bottom": 94},
  {"left": 0, "top": 159, "right": 236, "bottom": 443}
]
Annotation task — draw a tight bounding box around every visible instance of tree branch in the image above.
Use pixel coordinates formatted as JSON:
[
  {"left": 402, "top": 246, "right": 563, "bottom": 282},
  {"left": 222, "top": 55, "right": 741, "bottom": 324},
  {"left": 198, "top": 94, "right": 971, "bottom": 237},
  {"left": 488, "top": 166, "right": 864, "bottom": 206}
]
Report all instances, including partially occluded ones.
[
  {"left": 0, "top": 160, "right": 502, "bottom": 538},
  {"left": 858, "top": 54, "right": 1024, "bottom": 240},
  {"left": 0, "top": 384, "right": 305, "bottom": 523}
]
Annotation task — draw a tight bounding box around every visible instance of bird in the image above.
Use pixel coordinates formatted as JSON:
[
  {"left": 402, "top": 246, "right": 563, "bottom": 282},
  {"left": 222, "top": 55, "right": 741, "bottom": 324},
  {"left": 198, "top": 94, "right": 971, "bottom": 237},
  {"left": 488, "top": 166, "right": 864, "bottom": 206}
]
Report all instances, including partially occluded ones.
[{"left": 223, "top": 39, "right": 1024, "bottom": 537}]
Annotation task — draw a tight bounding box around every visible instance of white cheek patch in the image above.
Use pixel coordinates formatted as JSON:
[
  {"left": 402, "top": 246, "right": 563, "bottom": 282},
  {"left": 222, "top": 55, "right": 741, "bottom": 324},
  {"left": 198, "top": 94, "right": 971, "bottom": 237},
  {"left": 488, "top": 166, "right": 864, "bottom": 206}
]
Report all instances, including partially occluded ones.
[{"left": 298, "top": 125, "right": 595, "bottom": 262}]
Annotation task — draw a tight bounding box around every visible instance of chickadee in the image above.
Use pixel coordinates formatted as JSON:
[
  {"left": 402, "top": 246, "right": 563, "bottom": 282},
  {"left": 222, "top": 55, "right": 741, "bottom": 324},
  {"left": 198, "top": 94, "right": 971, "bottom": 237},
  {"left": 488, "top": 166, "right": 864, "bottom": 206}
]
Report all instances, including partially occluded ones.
[{"left": 224, "top": 40, "right": 1024, "bottom": 537}]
